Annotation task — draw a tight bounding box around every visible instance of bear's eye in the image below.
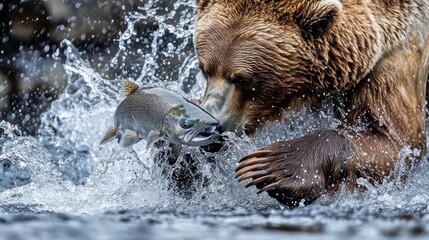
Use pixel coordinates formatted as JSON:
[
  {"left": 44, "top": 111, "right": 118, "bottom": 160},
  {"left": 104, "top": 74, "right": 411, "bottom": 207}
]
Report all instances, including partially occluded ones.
[{"left": 231, "top": 74, "right": 251, "bottom": 85}]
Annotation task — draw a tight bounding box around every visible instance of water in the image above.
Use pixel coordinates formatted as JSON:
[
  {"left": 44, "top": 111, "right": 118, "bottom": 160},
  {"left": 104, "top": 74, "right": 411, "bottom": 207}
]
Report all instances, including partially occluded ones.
[{"left": 1, "top": 1, "right": 429, "bottom": 239}]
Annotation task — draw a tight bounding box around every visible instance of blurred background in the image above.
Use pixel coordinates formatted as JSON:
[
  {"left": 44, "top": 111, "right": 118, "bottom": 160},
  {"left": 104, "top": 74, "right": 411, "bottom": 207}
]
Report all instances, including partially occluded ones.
[{"left": 0, "top": 0, "right": 192, "bottom": 135}]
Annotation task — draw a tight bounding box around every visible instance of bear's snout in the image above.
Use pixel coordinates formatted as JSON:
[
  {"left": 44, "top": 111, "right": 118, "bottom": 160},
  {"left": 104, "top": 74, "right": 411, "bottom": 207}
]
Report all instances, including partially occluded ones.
[{"left": 200, "top": 80, "right": 244, "bottom": 133}]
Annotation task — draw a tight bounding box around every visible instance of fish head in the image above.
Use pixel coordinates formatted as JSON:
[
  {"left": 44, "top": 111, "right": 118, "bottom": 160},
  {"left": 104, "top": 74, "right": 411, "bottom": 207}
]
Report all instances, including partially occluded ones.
[{"left": 163, "top": 104, "right": 220, "bottom": 146}]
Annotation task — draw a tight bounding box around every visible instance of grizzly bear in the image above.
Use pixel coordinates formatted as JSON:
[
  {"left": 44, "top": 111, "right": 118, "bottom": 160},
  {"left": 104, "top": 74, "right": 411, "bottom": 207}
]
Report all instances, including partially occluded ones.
[{"left": 194, "top": 0, "right": 429, "bottom": 207}]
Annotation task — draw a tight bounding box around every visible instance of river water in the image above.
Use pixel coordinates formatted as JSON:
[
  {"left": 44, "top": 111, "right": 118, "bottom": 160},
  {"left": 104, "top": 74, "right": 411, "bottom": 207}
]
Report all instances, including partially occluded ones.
[{"left": 1, "top": 1, "right": 429, "bottom": 239}]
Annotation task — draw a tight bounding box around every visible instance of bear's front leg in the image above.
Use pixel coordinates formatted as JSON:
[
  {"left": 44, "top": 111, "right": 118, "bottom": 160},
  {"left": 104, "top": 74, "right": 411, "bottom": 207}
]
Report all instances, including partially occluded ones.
[
  {"left": 236, "top": 130, "right": 353, "bottom": 207},
  {"left": 236, "top": 128, "right": 417, "bottom": 207}
]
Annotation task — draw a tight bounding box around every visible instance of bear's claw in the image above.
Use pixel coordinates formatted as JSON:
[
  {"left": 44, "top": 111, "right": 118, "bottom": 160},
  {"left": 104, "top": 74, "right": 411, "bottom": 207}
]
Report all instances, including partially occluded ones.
[
  {"left": 236, "top": 170, "right": 269, "bottom": 182},
  {"left": 257, "top": 182, "right": 279, "bottom": 194},
  {"left": 238, "top": 150, "right": 273, "bottom": 162},
  {"left": 236, "top": 157, "right": 270, "bottom": 171},
  {"left": 235, "top": 163, "right": 268, "bottom": 177},
  {"left": 236, "top": 150, "right": 280, "bottom": 195},
  {"left": 245, "top": 175, "right": 276, "bottom": 188},
  {"left": 236, "top": 149, "right": 274, "bottom": 185}
]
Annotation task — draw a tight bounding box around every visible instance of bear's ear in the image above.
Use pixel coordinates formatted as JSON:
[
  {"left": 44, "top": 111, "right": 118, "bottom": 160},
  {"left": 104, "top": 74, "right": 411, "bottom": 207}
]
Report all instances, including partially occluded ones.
[
  {"left": 293, "top": 0, "right": 343, "bottom": 39},
  {"left": 195, "top": 0, "right": 212, "bottom": 14}
]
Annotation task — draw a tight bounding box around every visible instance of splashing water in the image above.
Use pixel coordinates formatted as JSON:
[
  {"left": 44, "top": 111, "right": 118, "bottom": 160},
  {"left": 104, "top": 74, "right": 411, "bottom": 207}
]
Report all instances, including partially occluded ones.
[
  {"left": 0, "top": 0, "right": 276, "bottom": 214},
  {"left": 1, "top": 0, "right": 429, "bottom": 238}
]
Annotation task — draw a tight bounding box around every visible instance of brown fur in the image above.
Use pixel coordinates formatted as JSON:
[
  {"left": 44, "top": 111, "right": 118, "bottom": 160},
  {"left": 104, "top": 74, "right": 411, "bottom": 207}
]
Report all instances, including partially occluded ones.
[{"left": 195, "top": 0, "right": 429, "bottom": 207}]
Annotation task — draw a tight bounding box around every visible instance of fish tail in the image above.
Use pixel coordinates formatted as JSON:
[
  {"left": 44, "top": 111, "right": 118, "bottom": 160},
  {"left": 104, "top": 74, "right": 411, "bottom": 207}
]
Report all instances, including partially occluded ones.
[{"left": 100, "top": 126, "right": 117, "bottom": 144}]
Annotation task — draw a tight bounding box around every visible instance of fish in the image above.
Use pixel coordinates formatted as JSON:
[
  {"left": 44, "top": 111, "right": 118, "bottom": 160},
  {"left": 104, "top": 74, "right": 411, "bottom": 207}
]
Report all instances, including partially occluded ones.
[{"left": 100, "top": 79, "right": 219, "bottom": 153}]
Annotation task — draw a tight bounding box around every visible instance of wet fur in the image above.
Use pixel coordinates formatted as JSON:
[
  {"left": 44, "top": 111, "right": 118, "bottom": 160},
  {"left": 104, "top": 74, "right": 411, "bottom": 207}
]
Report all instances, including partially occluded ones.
[{"left": 195, "top": 0, "right": 429, "bottom": 207}]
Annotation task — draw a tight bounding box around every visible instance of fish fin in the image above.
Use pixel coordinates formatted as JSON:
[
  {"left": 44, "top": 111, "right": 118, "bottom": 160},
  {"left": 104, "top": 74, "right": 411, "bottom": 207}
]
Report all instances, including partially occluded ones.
[
  {"left": 119, "top": 129, "right": 141, "bottom": 147},
  {"left": 100, "top": 126, "right": 117, "bottom": 145},
  {"left": 146, "top": 130, "right": 163, "bottom": 148},
  {"left": 122, "top": 79, "right": 139, "bottom": 96},
  {"left": 171, "top": 144, "right": 182, "bottom": 158}
]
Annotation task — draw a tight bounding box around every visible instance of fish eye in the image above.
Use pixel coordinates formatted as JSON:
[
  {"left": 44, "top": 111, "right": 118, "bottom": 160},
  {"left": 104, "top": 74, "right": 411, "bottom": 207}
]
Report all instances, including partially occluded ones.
[{"left": 179, "top": 118, "right": 194, "bottom": 129}]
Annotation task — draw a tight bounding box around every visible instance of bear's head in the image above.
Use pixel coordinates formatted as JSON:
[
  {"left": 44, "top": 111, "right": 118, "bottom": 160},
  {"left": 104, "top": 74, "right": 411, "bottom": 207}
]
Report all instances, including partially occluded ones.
[{"left": 194, "top": 0, "right": 343, "bottom": 134}]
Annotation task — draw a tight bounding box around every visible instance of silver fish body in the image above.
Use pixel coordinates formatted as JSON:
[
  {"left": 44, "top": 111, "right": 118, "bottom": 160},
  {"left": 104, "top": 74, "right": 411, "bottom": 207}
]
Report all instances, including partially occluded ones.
[
  {"left": 100, "top": 81, "right": 219, "bottom": 149},
  {"left": 114, "top": 88, "right": 178, "bottom": 140}
]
